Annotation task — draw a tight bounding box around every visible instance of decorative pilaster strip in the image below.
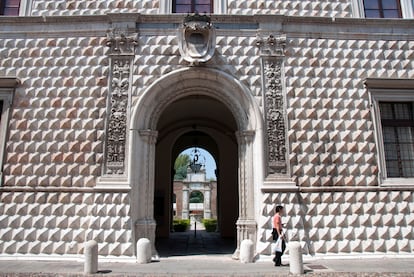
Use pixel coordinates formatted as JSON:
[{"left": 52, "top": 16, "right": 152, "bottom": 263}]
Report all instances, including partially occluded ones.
[
  {"left": 103, "top": 29, "right": 138, "bottom": 176},
  {"left": 137, "top": 129, "right": 158, "bottom": 256},
  {"left": 256, "top": 34, "right": 288, "bottom": 176},
  {"left": 138, "top": 129, "right": 158, "bottom": 218},
  {"left": 233, "top": 130, "right": 257, "bottom": 260},
  {"left": 235, "top": 130, "right": 255, "bottom": 219}
]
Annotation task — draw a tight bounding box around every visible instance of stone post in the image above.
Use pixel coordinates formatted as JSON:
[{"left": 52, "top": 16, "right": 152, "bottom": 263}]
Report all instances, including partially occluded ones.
[
  {"left": 240, "top": 239, "right": 254, "bottom": 263},
  {"left": 84, "top": 240, "right": 98, "bottom": 274},
  {"left": 289, "top": 241, "right": 304, "bottom": 274},
  {"left": 136, "top": 238, "right": 152, "bottom": 264}
]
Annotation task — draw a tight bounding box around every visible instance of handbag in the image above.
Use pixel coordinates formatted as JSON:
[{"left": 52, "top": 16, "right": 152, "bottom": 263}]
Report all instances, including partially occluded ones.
[{"left": 274, "top": 236, "right": 283, "bottom": 253}]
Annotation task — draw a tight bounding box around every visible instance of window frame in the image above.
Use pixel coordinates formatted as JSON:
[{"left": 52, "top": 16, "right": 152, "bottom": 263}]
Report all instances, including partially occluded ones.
[
  {"left": 351, "top": 0, "right": 414, "bottom": 18},
  {"left": 0, "top": 0, "right": 31, "bottom": 16},
  {"left": 172, "top": 0, "right": 213, "bottom": 14},
  {"left": 0, "top": 0, "right": 20, "bottom": 16},
  {"left": 0, "top": 77, "right": 18, "bottom": 186},
  {"left": 367, "top": 78, "right": 414, "bottom": 186},
  {"left": 159, "top": 0, "right": 227, "bottom": 14},
  {"left": 363, "top": 0, "right": 402, "bottom": 18}
]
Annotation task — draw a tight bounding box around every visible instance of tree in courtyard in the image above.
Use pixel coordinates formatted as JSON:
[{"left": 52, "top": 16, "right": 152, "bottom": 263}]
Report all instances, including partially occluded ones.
[{"left": 174, "top": 154, "right": 190, "bottom": 180}]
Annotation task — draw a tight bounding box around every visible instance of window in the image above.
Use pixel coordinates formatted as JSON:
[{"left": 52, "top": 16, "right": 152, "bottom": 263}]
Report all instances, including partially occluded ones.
[
  {"left": 160, "top": 0, "right": 226, "bottom": 14},
  {"left": 0, "top": 0, "right": 20, "bottom": 15},
  {"left": 173, "top": 0, "right": 213, "bottom": 13},
  {"left": 363, "top": 0, "right": 402, "bottom": 18},
  {"left": 379, "top": 102, "right": 414, "bottom": 177},
  {"left": 367, "top": 78, "right": 414, "bottom": 186},
  {"left": 0, "top": 77, "right": 18, "bottom": 185}
]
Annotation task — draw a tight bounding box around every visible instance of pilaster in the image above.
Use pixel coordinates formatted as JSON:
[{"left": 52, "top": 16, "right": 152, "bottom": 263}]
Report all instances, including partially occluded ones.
[
  {"left": 97, "top": 21, "right": 138, "bottom": 189},
  {"left": 256, "top": 33, "right": 296, "bottom": 189},
  {"left": 233, "top": 130, "right": 257, "bottom": 259},
  {"left": 135, "top": 129, "right": 158, "bottom": 257}
]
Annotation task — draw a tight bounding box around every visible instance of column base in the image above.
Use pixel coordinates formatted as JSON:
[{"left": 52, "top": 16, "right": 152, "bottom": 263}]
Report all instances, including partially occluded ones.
[
  {"left": 135, "top": 219, "right": 157, "bottom": 257},
  {"left": 233, "top": 219, "right": 257, "bottom": 260}
]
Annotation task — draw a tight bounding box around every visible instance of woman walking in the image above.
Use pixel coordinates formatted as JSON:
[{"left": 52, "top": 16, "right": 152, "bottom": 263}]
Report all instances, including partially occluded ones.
[{"left": 272, "top": 205, "right": 286, "bottom": 266}]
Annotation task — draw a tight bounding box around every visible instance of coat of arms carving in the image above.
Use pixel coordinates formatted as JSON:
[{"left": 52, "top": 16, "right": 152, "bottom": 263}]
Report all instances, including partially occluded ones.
[{"left": 178, "top": 13, "right": 216, "bottom": 64}]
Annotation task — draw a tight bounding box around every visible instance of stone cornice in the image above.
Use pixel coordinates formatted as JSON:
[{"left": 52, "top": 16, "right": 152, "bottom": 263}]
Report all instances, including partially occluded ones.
[
  {"left": 0, "top": 13, "right": 412, "bottom": 25},
  {"left": 0, "top": 77, "right": 20, "bottom": 88},
  {"left": 0, "top": 186, "right": 131, "bottom": 193},
  {"left": 365, "top": 78, "right": 414, "bottom": 89},
  {"left": 299, "top": 186, "right": 414, "bottom": 193},
  {"left": 0, "top": 13, "right": 414, "bottom": 40}
]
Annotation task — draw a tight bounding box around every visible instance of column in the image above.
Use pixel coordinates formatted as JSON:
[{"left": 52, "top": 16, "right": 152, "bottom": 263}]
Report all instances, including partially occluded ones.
[
  {"left": 203, "top": 185, "right": 211, "bottom": 219},
  {"left": 233, "top": 130, "right": 257, "bottom": 259},
  {"left": 182, "top": 184, "right": 189, "bottom": 219},
  {"left": 135, "top": 130, "right": 158, "bottom": 257}
]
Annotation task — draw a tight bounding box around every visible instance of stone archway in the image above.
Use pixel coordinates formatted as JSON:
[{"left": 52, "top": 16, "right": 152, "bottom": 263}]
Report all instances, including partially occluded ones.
[{"left": 129, "top": 67, "right": 264, "bottom": 258}]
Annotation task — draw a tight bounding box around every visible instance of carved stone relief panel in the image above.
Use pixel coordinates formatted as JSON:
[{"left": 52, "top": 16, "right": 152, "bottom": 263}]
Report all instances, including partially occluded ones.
[
  {"left": 103, "top": 29, "right": 138, "bottom": 176},
  {"left": 256, "top": 34, "right": 288, "bottom": 176}
]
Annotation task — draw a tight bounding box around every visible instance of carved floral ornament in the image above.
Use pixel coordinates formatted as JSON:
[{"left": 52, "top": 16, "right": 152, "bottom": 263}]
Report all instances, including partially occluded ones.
[
  {"left": 255, "top": 34, "right": 286, "bottom": 56},
  {"left": 256, "top": 33, "right": 288, "bottom": 175},
  {"left": 103, "top": 28, "right": 137, "bottom": 176},
  {"left": 178, "top": 13, "right": 216, "bottom": 64}
]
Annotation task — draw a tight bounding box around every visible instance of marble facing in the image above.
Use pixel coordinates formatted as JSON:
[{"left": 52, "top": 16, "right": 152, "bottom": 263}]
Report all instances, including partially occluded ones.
[
  {"left": 0, "top": 1, "right": 413, "bottom": 258},
  {"left": 258, "top": 191, "right": 414, "bottom": 255},
  {"left": 0, "top": 191, "right": 133, "bottom": 256}
]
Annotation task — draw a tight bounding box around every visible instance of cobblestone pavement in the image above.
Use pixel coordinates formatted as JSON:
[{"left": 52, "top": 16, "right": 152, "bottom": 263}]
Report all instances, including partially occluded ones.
[
  {"left": 0, "top": 231, "right": 413, "bottom": 276},
  {"left": 0, "top": 256, "right": 413, "bottom": 277}
]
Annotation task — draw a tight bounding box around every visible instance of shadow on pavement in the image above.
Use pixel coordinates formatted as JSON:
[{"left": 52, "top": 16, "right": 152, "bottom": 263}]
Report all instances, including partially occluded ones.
[{"left": 155, "top": 230, "right": 236, "bottom": 257}]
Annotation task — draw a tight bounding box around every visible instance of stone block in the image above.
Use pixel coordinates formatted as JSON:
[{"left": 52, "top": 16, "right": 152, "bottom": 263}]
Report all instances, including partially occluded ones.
[
  {"left": 239, "top": 239, "right": 254, "bottom": 263},
  {"left": 136, "top": 238, "right": 151, "bottom": 264},
  {"left": 289, "top": 241, "right": 304, "bottom": 274},
  {"left": 84, "top": 240, "right": 98, "bottom": 274}
]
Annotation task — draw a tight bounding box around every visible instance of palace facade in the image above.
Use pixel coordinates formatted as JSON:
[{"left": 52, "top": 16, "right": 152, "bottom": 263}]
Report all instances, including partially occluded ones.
[{"left": 0, "top": 0, "right": 413, "bottom": 259}]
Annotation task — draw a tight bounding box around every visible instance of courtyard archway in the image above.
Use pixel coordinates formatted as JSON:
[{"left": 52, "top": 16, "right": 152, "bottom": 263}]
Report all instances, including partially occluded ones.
[{"left": 129, "top": 67, "right": 264, "bottom": 258}]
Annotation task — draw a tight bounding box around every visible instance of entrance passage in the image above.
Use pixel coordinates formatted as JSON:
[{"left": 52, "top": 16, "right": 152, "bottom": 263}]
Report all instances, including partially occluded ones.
[{"left": 154, "top": 96, "right": 239, "bottom": 256}]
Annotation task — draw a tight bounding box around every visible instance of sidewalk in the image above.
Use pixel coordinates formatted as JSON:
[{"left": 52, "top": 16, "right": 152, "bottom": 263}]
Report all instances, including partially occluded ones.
[{"left": 0, "top": 256, "right": 413, "bottom": 276}]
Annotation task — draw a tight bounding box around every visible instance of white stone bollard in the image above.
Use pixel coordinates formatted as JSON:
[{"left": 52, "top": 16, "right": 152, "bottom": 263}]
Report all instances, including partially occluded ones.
[
  {"left": 84, "top": 240, "right": 98, "bottom": 274},
  {"left": 136, "top": 238, "right": 152, "bottom": 264},
  {"left": 239, "top": 239, "right": 254, "bottom": 263},
  {"left": 289, "top": 241, "right": 304, "bottom": 274}
]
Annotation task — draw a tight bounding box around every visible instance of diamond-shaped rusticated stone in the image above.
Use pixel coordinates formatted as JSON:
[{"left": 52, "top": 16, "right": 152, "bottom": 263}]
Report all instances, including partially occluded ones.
[
  {"left": 31, "top": 0, "right": 158, "bottom": 16},
  {"left": 133, "top": 35, "right": 262, "bottom": 98},
  {"left": 0, "top": 36, "right": 108, "bottom": 187},
  {"left": 257, "top": 191, "right": 414, "bottom": 255},
  {"left": 285, "top": 38, "right": 414, "bottom": 187},
  {"left": 0, "top": 191, "right": 133, "bottom": 256},
  {"left": 227, "top": 0, "right": 352, "bottom": 17}
]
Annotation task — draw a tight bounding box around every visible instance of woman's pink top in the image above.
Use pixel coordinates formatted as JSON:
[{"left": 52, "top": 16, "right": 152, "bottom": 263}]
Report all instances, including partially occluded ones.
[{"left": 273, "top": 213, "right": 282, "bottom": 234}]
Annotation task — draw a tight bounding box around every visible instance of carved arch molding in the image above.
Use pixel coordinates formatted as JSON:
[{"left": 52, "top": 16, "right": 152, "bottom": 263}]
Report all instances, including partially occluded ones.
[{"left": 100, "top": 28, "right": 289, "bottom": 182}]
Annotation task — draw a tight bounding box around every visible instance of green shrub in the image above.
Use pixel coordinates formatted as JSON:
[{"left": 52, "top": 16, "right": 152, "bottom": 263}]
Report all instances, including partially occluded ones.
[
  {"left": 202, "top": 219, "right": 217, "bottom": 232},
  {"left": 173, "top": 219, "right": 190, "bottom": 232}
]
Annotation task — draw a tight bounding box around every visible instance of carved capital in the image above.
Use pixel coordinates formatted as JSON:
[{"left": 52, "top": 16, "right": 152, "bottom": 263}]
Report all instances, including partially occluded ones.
[
  {"left": 235, "top": 130, "right": 255, "bottom": 145},
  {"left": 139, "top": 130, "right": 158, "bottom": 145},
  {"left": 106, "top": 28, "right": 138, "bottom": 56},
  {"left": 255, "top": 34, "right": 286, "bottom": 57}
]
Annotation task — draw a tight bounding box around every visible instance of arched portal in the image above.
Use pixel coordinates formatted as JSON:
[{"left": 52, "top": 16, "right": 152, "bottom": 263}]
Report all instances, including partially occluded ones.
[{"left": 129, "top": 67, "right": 264, "bottom": 258}]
